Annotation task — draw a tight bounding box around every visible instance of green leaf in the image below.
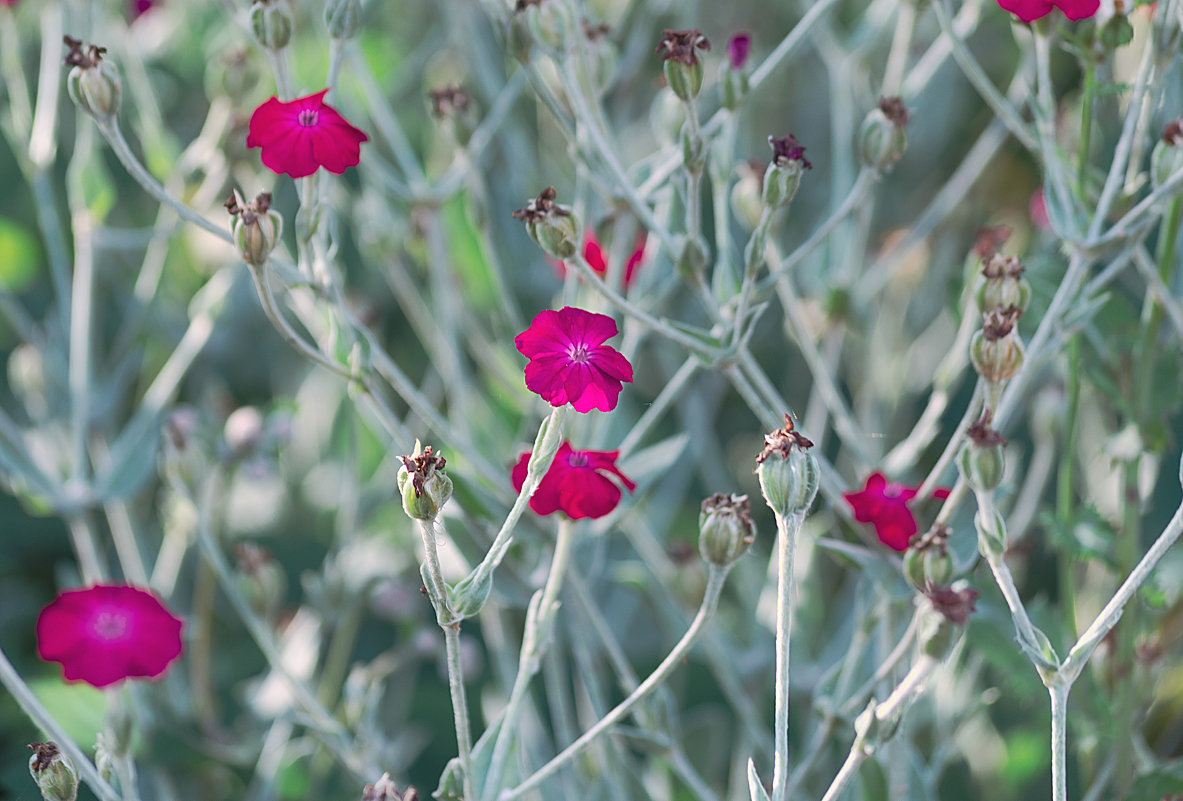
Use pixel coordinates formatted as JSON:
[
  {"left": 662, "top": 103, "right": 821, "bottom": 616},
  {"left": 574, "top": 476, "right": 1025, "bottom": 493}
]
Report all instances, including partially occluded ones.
[{"left": 747, "top": 758, "right": 770, "bottom": 801}]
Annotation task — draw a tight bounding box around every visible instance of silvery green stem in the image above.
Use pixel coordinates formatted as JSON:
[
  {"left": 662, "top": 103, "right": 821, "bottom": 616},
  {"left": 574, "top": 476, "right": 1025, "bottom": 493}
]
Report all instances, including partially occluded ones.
[
  {"left": 771, "top": 509, "right": 804, "bottom": 801},
  {"left": 248, "top": 264, "right": 353, "bottom": 379},
  {"left": 1049, "top": 681, "right": 1070, "bottom": 801},
  {"left": 617, "top": 357, "right": 698, "bottom": 458},
  {"left": 818, "top": 744, "right": 864, "bottom": 801},
  {"left": 28, "top": 5, "right": 62, "bottom": 171},
  {"left": 500, "top": 564, "right": 731, "bottom": 801},
  {"left": 881, "top": 0, "right": 915, "bottom": 96},
  {"left": 1031, "top": 31, "right": 1077, "bottom": 241}
]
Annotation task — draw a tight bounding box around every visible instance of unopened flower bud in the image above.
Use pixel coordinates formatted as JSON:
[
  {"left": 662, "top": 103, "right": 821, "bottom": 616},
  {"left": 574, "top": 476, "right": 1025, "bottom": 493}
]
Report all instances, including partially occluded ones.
[
  {"left": 235, "top": 542, "right": 287, "bottom": 621},
  {"left": 512, "top": 186, "right": 580, "bottom": 260},
  {"left": 28, "top": 743, "right": 77, "bottom": 801},
  {"left": 324, "top": 0, "right": 360, "bottom": 39},
  {"left": 974, "top": 253, "right": 1030, "bottom": 313},
  {"left": 763, "top": 135, "right": 811, "bottom": 208},
  {"left": 226, "top": 190, "right": 283, "bottom": 268},
  {"left": 516, "top": 0, "right": 576, "bottom": 53},
  {"left": 699, "top": 493, "right": 757, "bottom": 565},
  {"left": 656, "top": 29, "right": 710, "bottom": 101},
  {"left": 398, "top": 441, "right": 453, "bottom": 520},
  {"left": 64, "top": 37, "right": 121, "bottom": 123},
  {"left": 903, "top": 525, "right": 954, "bottom": 592},
  {"left": 1151, "top": 118, "right": 1183, "bottom": 189},
  {"left": 755, "top": 414, "right": 819, "bottom": 517},
  {"left": 970, "top": 305, "right": 1025, "bottom": 385},
  {"left": 858, "top": 97, "right": 909, "bottom": 171},
  {"left": 730, "top": 161, "right": 764, "bottom": 230},
  {"left": 250, "top": 0, "right": 294, "bottom": 51},
  {"left": 958, "top": 412, "right": 1007, "bottom": 492}
]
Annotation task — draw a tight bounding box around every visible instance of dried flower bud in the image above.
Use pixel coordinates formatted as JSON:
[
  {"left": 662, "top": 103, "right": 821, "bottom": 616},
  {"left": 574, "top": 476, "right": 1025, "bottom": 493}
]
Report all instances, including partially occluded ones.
[
  {"left": 656, "top": 29, "right": 710, "bottom": 101},
  {"left": 1151, "top": 118, "right": 1183, "bottom": 189},
  {"left": 362, "top": 773, "right": 418, "bottom": 801},
  {"left": 971, "top": 305, "right": 1025, "bottom": 385},
  {"left": 925, "top": 583, "right": 979, "bottom": 626},
  {"left": 512, "top": 186, "right": 580, "bottom": 259},
  {"left": 64, "top": 36, "right": 121, "bottom": 123},
  {"left": 858, "top": 97, "right": 909, "bottom": 171},
  {"left": 28, "top": 743, "right": 77, "bottom": 801},
  {"left": 250, "top": 0, "right": 294, "bottom": 51},
  {"left": 324, "top": 0, "right": 360, "bottom": 39},
  {"left": 227, "top": 190, "right": 283, "bottom": 268},
  {"left": 763, "top": 135, "right": 811, "bottom": 208},
  {"left": 903, "top": 525, "right": 954, "bottom": 592},
  {"left": 755, "top": 414, "right": 819, "bottom": 518},
  {"left": 516, "top": 0, "right": 576, "bottom": 53},
  {"left": 958, "top": 411, "right": 1007, "bottom": 493},
  {"left": 699, "top": 493, "right": 757, "bottom": 565},
  {"left": 975, "top": 253, "right": 1031, "bottom": 314},
  {"left": 397, "top": 441, "right": 453, "bottom": 520}
]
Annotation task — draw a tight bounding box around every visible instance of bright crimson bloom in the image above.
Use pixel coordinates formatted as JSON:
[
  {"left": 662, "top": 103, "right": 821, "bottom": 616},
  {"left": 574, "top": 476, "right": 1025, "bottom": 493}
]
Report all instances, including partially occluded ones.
[
  {"left": 996, "top": 0, "right": 1099, "bottom": 22},
  {"left": 514, "top": 306, "right": 634, "bottom": 413},
  {"left": 37, "top": 584, "right": 183, "bottom": 688},
  {"left": 512, "top": 442, "right": 636, "bottom": 519},
  {"left": 247, "top": 90, "right": 369, "bottom": 179},
  {"left": 843, "top": 472, "right": 951, "bottom": 552}
]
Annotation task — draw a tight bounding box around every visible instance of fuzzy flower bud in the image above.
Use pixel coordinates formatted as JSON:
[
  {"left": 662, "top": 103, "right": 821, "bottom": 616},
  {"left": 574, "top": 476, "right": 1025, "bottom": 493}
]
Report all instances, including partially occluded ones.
[
  {"left": 324, "top": 0, "right": 361, "bottom": 39},
  {"left": 512, "top": 186, "right": 580, "bottom": 260},
  {"left": 28, "top": 743, "right": 77, "bottom": 801},
  {"left": 398, "top": 441, "right": 453, "bottom": 520},
  {"left": 516, "top": 0, "right": 576, "bottom": 53},
  {"left": 1151, "top": 118, "right": 1183, "bottom": 190},
  {"left": 755, "top": 414, "right": 819, "bottom": 518},
  {"left": 958, "top": 411, "right": 1007, "bottom": 493},
  {"left": 64, "top": 37, "right": 121, "bottom": 123},
  {"left": 763, "top": 135, "right": 812, "bottom": 208},
  {"left": 250, "top": 0, "right": 294, "bottom": 51},
  {"left": 226, "top": 191, "right": 283, "bottom": 268},
  {"left": 970, "top": 305, "right": 1025, "bottom": 385},
  {"left": 698, "top": 493, "right": 757, "bottom": 566},
  {"left": 974, "top": 253, "right": 1031, "bottom": 314},
  {"left": 903, "top": 524, "right": 954, "bottom": 592},
  {"left": 656, "top": 29, "right": 710, "bottom": 101},
  {"left": 858, "top": 97, "right": 909, "bottom": 171}
]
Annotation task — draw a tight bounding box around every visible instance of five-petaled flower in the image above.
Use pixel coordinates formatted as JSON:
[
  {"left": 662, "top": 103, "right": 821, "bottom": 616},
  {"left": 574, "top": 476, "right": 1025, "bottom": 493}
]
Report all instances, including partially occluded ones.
[
  {"left": 36, "top": 584, "right": 183, "bottom": 688},
  {"left": 512, "top": 442, "right": 636, "bottom": 519},
  {"left": 996, "top": 0, "right": 1099, "bottom": 22},
  {"left": 843, "top": 472, "right": 950, "bottom": 552},
  {"left": 514, "top": 306, "right": 634, "bottom": 413},
  {"left": 247, "top": 89, "right": 369, "bottom": 179}
]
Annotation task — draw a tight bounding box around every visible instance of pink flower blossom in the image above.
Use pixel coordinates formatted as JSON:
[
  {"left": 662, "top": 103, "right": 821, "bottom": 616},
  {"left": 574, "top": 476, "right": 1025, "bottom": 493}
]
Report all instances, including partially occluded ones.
[
  {"left": 247, "top": 90, "right": 369, "bottom": 179},
  {"left": 552, "top": 231, "right": 646, "bottom": 289},
  {"left": 512, "top": 442, "right": 636, "bottom": 519},
  {"left": 996, "top": 0, "right": 1099, "bottom": 23},
  {"left": 727, "top": 33, "right": 751, "bottom": 70},
  {"left": 843, "top": 472, "right": 951, "bottom": 552},
  {"left": 514, "top": 306, "right": 634, "bottom": 413},
  {"left": 37, "top": 584, "right": 183, "bottom": 688}
]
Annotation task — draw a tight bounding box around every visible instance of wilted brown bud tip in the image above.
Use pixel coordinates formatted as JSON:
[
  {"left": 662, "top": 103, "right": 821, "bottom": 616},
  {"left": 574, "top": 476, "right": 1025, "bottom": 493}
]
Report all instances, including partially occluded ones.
[
  {"left": 768, "top": 134, "right": 812, "bottom": 169},
  {"left": 63, "top": 36, "right": 107, "bottom": 69},
  {"left": 981, "top": 305, "right": 1022, "bottom": 340},
  {"left": 428, "top": 84, "right": 471, "bottom": 119},
  {"left": 1162, "top": 119, "right": 1183, "bottom": 145},
  {"left": 909, "top": 523, "right": 950, "bottom": 553},
  {"left": 756, "top": 414, "right": 814, "bottom": 464},
  {"left": 28, "top": 743, "right": 61, "bottom": 773},
  {"left": 981, "top": 253, "right": 1024, "bottom": 280},
  {"left": 701, "top": 492, "right": 752, "bottom": 521},
  {"left": 399, "top": 445, "right": 446, "bottom": 498},
  {"left": 511, "top": 186, "right": 571, "bottom": 222},
  {"left": 655, "top": 29, "right": 710, "bottom": 65},
  {"left": 966, "top": 411, "right": 1007, "bottom": 447},
  {"left": 925, "top": 584, "right": 979, "bottom": 624},
  {"left": 972, "top": 226, "right": 1012, "bottom": 259},
  {"left": 878, "top": 96, "right": 909, "bottom": 127}
]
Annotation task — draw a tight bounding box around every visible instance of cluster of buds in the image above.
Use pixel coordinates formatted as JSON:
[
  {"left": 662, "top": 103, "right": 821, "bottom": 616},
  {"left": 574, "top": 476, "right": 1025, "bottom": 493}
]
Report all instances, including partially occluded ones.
[
  {"left": 361, "top": 773, "right": 418, "bottom": 801},
  {"left": 858, "top": 97, "right": 909, "bottom": 172},
  {"left": 720, "top": 33, "right": 751, "bottom": 110},
  {"left": 28, "top": 743, "right": 78, "bottom": 801},
  {"left": 512, "top": 186, "right": 579, "bottom": 259},
  {"left": 763, "top": 135, "right": 812, "bottom": 209},
  {"left": 397, "top": 442, "right": 453, "bottom": 521},
  {"left": 903, "top": 524, "right": 954, "bottom": 592},
  {"left": 958, "top": 411, "right": 1007, "bottom": 493},
  {"left": 64, "top": 36, "right": 121, "bottom": 123},
  {"left": 1151, "top": 117, "right": 1183, "bottom": 190},
  {"left": 515, "top": 0, "right": 577, "bottom": 53},
  {"left": 226, "top": 191, "right": 283, "bottom": 268},
  {"left": 698, "top": 493, "right": 756, "bottom": 566},
  {"left": 656, "top": 28, "right": 710, "bottom": 101},
  {"left": 427, "top": 84, "right": 476, "bottom": 145},
  {"left": 755, "top": 414, "right": 819, "bottom": 518},
  {"left": 250, "top": 0, "right": 294, "bottom": 51}
]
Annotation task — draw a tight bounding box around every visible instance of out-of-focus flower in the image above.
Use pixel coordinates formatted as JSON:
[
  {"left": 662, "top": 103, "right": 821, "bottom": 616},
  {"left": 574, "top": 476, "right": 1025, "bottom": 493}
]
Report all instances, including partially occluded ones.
[
  {"left": 36, "top": 585, "right": 183, "bottom": 688},
  {"left": 726, "top": 33, "right": 751, "bottom": 69},
  {"left": 514, "top": 306, "right": 633, "bottom": 413},
  {"left": 512, "top": 441, "right": 635, "bottom": 519},
  {"left": 996, "top": 0, "right": 1100, "bottom": 22},
  {"left": 552, "top": 231, "right": 645, "bottom": 289},
  {"left": 131, "top": 0, "right": 156, "bottom": 18},
  {"left": 843, "top": 472, "right": 950, "bottom": 552},
  {"left": 246, "top": 90, "right": 368, "bottom": 179},
  {"left": 1029, "top": 188, "right": 1051, "bottom": 230}
]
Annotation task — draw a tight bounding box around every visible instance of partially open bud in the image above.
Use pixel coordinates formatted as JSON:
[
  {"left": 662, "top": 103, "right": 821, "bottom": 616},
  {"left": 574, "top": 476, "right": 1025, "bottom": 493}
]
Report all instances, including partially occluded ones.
[
  {"left": 428, "top": 84, "right": 476, "bottom": 146},
  {"left": 516, "top": 0, "right": 576, "bottom": 53},
  {"left": 719, "top": 33, "right": 751, "bottom": 110},
  {"left": 699, "top": 493, "right": 757, "bottom": 565},
  {"left": 974, "top": 253, "right": 1030, "bottom": 314},
  {"left": 970, "top": 305, "right": 1025, "bottom": 385},
  {"left": 730, "top": 160, "right": 764, "bottom": 230},
  {"left": 1151, "top": 118, "right": 1183, "bottom": 190},
  {"left": 858, "top": 97, "right": 909, "bottom": 171},
  {"left": 64, "top": 36, "right": 121, "bottom": 123},
  {"left": 755, "top": 414, "right": 819, "bottom": 518},
  {"left": 324, "top": 0, "right": 360, "bottom": 39},
  {"left": 28, "top": 743, "right": 77, "bottom": 801},
  {"left": 512, "top": 186, "right": 580, "bottom": 260},
  {"left": 398, "top": 441, "right": 453, "bottom": 521},
  {"left": 903, "top": 524, "right": 954, "bottom": 592},
  {"left": 362, "top": 773, "right": 418, "bottom": 801},
  {"left": 656, "top": 29, "right": 710, "bottom": 101},
  {"left": 226, "top": 191, "right": 283, "bottom": 268},
  {"left": 958, "top": 411, "right": 1007, "bottom": 493},
  {"left": 250, "top": 0, "right": 294, "bottom": 51},
  {"left": 763, "top": 135, "right": 812, "bottom": 208}
]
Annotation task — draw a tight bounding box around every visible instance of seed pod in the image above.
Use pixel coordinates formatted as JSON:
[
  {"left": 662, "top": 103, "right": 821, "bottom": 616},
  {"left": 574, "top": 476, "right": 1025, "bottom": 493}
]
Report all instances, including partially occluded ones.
[
  {"left": 755, "top": 414, "right": 818, "bottom": 518},
  {"left": 512, "top": 187, "right": 580, "bottom": 260},
  {"left": 656, "top": 29, "right": 710, "bottom": 102},
  {"left": 857, "top": 97, "right": 909, "bottom": 172},
  {"left": 698, "top": 493, "right": 757, "bottom": 566},
  {"left": 226, "top": 191, "right": 283, "bottom": 268},
  {"left": 64, "top": 37, "right": 121, "bottom": 123},
  {"left": 28, "top": 743, "right": 78, "bottom": 801},
  {"left": 763, "top": 135, "right": 812, "bottom": 209},
  {"left": 397, "top": 441, "right": 453, "bottom": 521}
]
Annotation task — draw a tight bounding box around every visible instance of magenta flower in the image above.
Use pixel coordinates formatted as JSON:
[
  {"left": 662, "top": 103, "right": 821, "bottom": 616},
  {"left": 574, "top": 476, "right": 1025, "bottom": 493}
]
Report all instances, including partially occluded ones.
[
  {"left": 512, "top": 442, "right": 636, "bottom": 519},
  {"left": 996, "top": 0, "right": 1099, "bottom": 22},
  {"left": 247, "top": 90, "right": 369, "bottom": 179},
  {"left": 514, "top": 306, "right": 634, "bottom": 413},
  {"left": 843, "top": 472, "right": 951, "bottom": 552},
  {"left": 727, "top": 33, "right": 751, "bottom": 69},
  {"left": 131, "top": 0, "right": 155, "bottom": 17},
  {"left": 552, "top": 231, "right": 646, "bottom": 289},
  {"left": 37, "top": 584, "right": 183, "bottom": 688}
]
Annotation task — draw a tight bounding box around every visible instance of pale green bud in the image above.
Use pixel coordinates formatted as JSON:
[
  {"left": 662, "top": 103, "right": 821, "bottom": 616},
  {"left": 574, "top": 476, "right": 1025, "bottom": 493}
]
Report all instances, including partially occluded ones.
[
  {"left": 974, "top": 253, "right": 1031, "bottom": 314},
  {"left": 250, "top": 0, "right": 294, "bottom": 51},
  {"left": 656, "top": 29, "right": 710, "bottom": 101},
  {"left": 520, "top": 0, "right": 576, "bottom": 53},
  {"left": 698, "top": 493, "right": 756, "bottom": 566},
  {"left": 324, "top": 0, "right": 361, "bottom": 39},
  {"left": 227, "top": 191, "right": 283, "bottom": 268},
  {"left": 719, "top": 63, "right": 748, "bottom": 111},
  {"left": 970, "top": 306, "right": 1025, "bottom": 385},
  {"left": 64, "top": 38, "right": 121, "bottom": 123},
  {"left": 730, "top": 162, "right": 764, "bottom": 230},
  {"left": 763, "top": 135, "right": 811, "bottom": 208},
  {"left": 755, "top": 414, "right": 819, "bottom": 518},
  {"left": 28, "top": 743, "right": 78, "bottom": 801},
  {"left": 958, "top": 414, "right": 1007, "bottom": 494},
  {"left": 513, "top": 187, "right": 580, "bottom": 260},
  {"left": 857, "top": 97, "right": 909, "bottom": 172},
  {"left": 903, "top": 525, "right": 954, "bottom": 592},
  {"left": 663, "top": 59, "right": 703, "bottom": 102},
  {"left": 398, "top": 441, "right": 453, "bottom": 521}
]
